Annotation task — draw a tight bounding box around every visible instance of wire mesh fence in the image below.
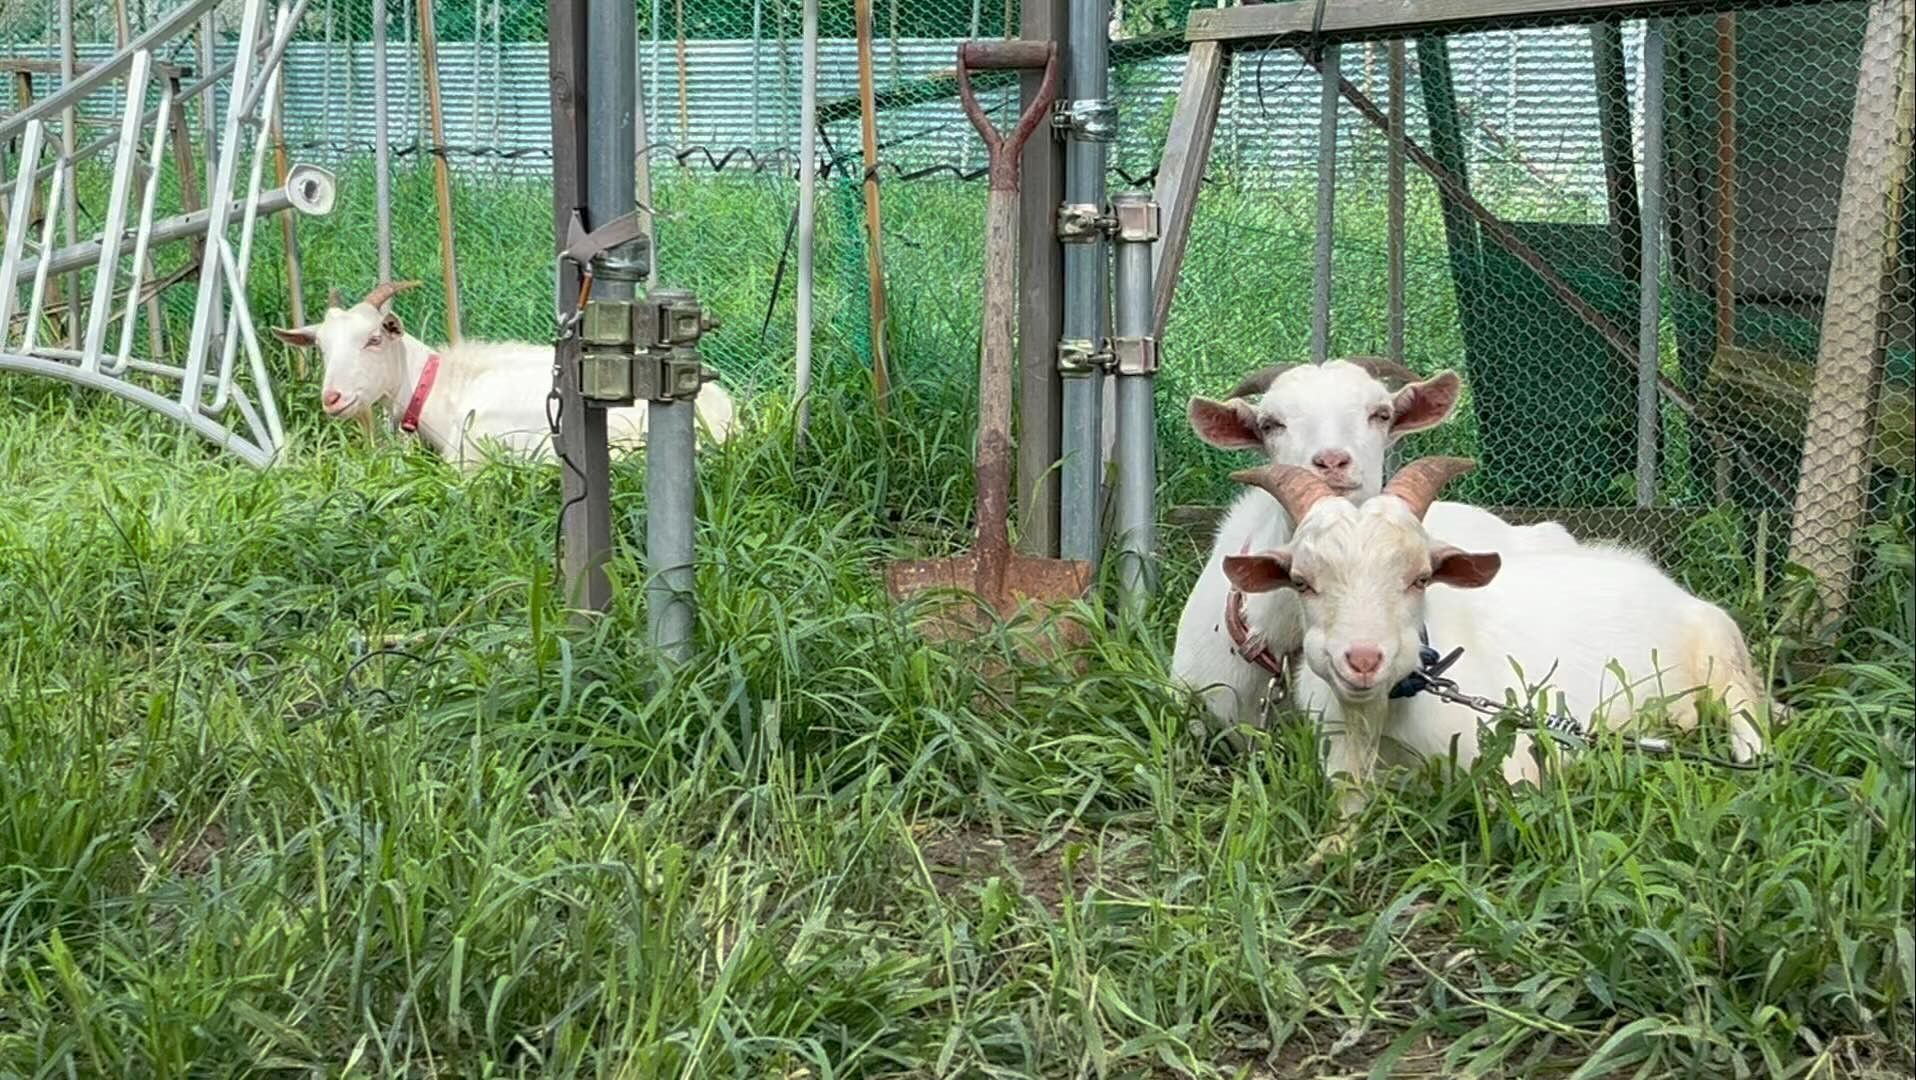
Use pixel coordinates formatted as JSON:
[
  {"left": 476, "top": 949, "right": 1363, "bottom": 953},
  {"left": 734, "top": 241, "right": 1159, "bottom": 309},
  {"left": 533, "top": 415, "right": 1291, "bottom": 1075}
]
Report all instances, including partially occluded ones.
[{"left": 3, "top": 0, "right": 1909, "bottom": 618}]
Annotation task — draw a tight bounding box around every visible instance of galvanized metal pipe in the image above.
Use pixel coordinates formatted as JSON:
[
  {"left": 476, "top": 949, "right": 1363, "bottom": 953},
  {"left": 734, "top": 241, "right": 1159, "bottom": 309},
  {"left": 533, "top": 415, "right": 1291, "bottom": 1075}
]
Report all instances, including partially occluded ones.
[
  {"left": 15, "top": 168, "right": 335, "bottom": 282},
  {"left": 1636, "top": 21, "right": 1666, "bottom": 508},
  {"left": 80, "top": 50, "right": 151, "bottom": 372},
  {"left": 1311, "top": 43, "right": 1339, "bottom": 364},
  {"left": 1386, "top": 40, "right": 1406, "bottom": 363},
  {"left": 373, "top": 0, "right": 393, "bottom": 280},
  {"left": 795, "top": 0, "right": 818, "bottom": 441},
  {"left": 1059, "top": 0, "right": 1110, "bottom": 566},
  {"left": 180, "top": 0, "right": 267, "bottom": 406},
  {"left": 1111, "top": 193, "right": 1157, "bottom": 616},
  {"left": 0, "top": 0, "right": 222, "bottom": 141}
]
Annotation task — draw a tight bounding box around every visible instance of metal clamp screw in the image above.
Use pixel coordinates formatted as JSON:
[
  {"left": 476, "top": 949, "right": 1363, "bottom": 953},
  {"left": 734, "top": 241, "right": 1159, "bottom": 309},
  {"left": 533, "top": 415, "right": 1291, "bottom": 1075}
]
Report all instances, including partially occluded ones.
[
  {"left": 1057, "top": 337, "right": 1111, "bottom": 376},
  {"left": 1056, "top": 202, "right": 1113, "bottom": 242},
  {"left": 1052, "top": 98, "right": 1117, "bottom": 142}
]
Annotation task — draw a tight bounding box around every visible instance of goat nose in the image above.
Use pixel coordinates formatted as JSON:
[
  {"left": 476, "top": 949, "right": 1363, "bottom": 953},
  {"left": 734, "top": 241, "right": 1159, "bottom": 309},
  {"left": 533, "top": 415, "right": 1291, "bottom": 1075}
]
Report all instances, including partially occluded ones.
[
  {"left": 1313, "top": 449, "right": 1353, "bottom": 471},
  {"left": 1344, "top": 644, "right": 1384, "bottom": 677},
  {"left": 322, "top": 389, "right": 342, "bottom": 409}
]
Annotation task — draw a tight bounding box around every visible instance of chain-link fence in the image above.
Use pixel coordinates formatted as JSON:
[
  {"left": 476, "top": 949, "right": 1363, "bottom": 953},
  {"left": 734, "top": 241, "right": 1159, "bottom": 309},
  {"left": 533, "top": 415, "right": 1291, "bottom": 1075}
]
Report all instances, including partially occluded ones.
[
  {"left": 1150, "top": 0, "right": 1910, "bottom": 625},
  {"left": 4, "top": 0, "right": 1910, "bottom": 617}
]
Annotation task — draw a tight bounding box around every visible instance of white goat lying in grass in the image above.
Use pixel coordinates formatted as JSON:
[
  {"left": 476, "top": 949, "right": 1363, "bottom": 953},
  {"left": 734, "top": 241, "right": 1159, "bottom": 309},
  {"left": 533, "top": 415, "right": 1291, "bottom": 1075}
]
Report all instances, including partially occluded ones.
[
  {"left": 1174, "top": 358, "right": 1578, "bottom": 740},
  {"left": 272, "top": 281, "right": 738, "bottom": 468},
  {"left": 1222, "top": 456, "right": 1772, "bottom": 825}
]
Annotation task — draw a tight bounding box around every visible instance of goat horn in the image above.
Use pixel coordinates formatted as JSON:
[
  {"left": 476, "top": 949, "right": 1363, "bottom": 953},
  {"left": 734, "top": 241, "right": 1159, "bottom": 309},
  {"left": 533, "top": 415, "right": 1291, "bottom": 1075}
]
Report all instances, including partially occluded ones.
[
  {"left": 1227, "top": 363, "right": 1300, "bottom": 400},
  {"left": 1380, "top": 456, "right": 1477, "bottom": 520},
  {"left": 1230, "top": 464, "right": 1339, "bottom": 524},
  {"left": 327, "top": 286, "right": 345, "bottom": 309},
  {"left": 1342, "top": 355, "right": 1422, "bottom": 388},
  {"left": 361, "top": 279, "right": 423, "bottom": 311}
]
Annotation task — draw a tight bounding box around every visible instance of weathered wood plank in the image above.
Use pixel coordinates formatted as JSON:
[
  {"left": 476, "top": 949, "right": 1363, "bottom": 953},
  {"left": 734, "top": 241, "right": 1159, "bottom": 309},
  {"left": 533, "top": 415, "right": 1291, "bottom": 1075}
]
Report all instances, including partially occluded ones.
[
  {"left": 1150, "top": 40, "right": 1226, "bottom": 340},
  {"left": 1185, "top": 0, "right": 1840, "bottom": 44},
  {"left": 1786, "top": 0, "right": 1914, "bottom": 622}
]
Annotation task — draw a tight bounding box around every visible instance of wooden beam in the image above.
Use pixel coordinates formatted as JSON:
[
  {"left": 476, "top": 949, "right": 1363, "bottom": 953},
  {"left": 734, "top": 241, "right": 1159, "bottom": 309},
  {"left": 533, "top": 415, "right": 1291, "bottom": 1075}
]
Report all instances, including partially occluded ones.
[
  {"left": 1591, "top": 20, "right": 1641, "bottom": 278},
  {"left": 1017, "top": 0, "right": 1066, "bottom": 557},
  {"left": 1185, "top": 0, "right": 1839, "bottom": 44},
  {"left": 1150, "top": 40, "right": 1226, "bottom": 339},
  {"left": 1787, "top": 0, "right": 1914, "bottom": 623}
]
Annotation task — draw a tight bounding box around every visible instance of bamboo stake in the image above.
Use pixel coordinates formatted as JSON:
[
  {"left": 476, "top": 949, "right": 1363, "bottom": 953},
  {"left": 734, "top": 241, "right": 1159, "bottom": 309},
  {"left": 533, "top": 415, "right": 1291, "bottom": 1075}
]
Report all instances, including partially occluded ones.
[
  {"left": 854, "top": 0, "right": 893, "bottom": 412},
  {"left": 270, "top": 79, "right": 306, "bottom": 377},
  {"left": 675, "top": 0, "right": 689, "bottom": 141},
  {"left": 417, "top": 0, "right": 463, "bottom": 343}
]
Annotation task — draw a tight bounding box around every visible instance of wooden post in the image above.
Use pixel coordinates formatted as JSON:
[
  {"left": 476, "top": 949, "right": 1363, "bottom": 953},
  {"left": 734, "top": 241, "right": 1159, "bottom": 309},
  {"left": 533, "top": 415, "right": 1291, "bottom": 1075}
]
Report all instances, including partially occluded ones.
[
  {"left": 1591, "top": 19, "right": 1641, "bottom": 278},
  {"left": 854, "top": 0, "right": 893, "bottom": 412},
  {"left": 1787, "top": 0, "right": 1914, "bottom": 623},
  {"left": 167, "top": 73, "right": 203, "bottom": 266},
  {"left": 1149, "top": 40, "right": 1225, "bottom": 339},
  {"left": 418, "top": 0, "right": 464, "bottom": 343},
  {"left": 1713, "top": 13, "right": 1736, "bottom": 355},
  {"left": 1018, "top": 0, "right": 1067, "bottom": 556},
  {"left": 271, "top": 75, "right": 307, "bottom": 376}
]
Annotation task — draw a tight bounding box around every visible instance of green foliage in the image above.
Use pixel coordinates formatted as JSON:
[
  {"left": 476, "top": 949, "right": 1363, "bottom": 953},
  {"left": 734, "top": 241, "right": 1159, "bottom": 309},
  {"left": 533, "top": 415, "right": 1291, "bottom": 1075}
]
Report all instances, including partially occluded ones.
[{"left": 1, "top": 242, "right": 1911, "bottom": 1074}]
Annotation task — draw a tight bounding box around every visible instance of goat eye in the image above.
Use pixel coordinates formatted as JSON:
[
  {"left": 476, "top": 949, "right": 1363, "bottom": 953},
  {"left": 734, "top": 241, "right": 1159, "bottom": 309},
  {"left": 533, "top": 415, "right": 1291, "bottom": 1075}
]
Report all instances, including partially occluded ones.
[
  {"left": 364, "top": 335, "right": 382, "bottom": 348},
  {"left": 1410, "top": 574, "right": 1432, "bottom": 591},
  {"left": 1292, "top": 579, "right": 1314, "bottom": 596},
  {"left": 1259, "top": 416, "right": 1285, "bottom": 434},
  {"left": 1370, "top": 408, "right": 1392, "bottom": 424}
]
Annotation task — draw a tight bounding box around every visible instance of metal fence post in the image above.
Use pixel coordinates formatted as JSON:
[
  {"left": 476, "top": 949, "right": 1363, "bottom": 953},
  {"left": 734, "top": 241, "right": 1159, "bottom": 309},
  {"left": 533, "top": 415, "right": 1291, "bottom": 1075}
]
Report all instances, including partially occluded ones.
[
  {"left": 1110, "top": 192, "right": 1158, "bottom": 617},
  {"left": 1059, "top": 0, "right": 1112, "bottom": 566},
  {"left": 1311, "top": 42, "right": 1339, "bottom": 365},
  {"left": 1636, "top": 20, "right": 1665, "bottom": 508}
]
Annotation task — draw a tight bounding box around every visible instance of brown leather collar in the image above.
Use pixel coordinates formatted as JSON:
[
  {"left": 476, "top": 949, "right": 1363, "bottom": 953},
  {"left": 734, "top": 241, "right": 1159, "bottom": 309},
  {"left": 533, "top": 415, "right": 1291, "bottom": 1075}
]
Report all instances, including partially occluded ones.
[{"left": 1225, "top": 587, "right": 1296, "bottom": 689}]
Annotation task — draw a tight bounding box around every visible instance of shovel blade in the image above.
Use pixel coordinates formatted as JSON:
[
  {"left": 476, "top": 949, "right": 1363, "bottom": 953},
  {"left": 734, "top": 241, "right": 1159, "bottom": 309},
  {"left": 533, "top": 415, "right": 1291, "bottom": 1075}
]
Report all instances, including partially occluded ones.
[{"left": 885, "top": 552, "right": 1092, "bottom": 651}]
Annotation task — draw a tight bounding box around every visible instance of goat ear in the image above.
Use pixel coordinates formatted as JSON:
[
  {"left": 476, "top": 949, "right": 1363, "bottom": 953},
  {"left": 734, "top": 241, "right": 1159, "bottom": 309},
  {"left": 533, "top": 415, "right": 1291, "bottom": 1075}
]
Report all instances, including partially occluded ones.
[
  {"left": 1389, "top": 370, "right": 1462, "bottom": 437},
  {"left": 1223, "top": 550, "right": 1295, "bottom": 593},
  {"left": 381, "top": 311, "right": 404, "bottom": 337},
  {"left": 270, "top": 324, "right": 316, "bottom": 347},
  {"left": 1188, "top": 397, "right": 1263, "bottom": 450},
  {"left": 1430, "top": 546, "right": 1500, "bottom": 589}
]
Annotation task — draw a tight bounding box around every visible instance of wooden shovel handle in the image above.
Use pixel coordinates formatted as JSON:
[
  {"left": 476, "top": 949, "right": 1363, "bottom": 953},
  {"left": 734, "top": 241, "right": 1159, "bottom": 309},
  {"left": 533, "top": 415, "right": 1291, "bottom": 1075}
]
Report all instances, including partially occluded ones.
[{"left": 955, "top": 41, "right": 1058, "bottom": 191}]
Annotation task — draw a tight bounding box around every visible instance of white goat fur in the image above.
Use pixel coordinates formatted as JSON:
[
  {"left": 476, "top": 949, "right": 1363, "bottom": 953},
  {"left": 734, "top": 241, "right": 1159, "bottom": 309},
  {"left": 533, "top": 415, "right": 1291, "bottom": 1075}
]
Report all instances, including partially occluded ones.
[
  {"left": 274, "top": 297, "right": 738, "bottom": 468},
  {"left": 1224, "top": 482, "right": 1771, "bottom": 819},
  {"left": 1172, "top": 360, "right": 1578, "bottom": 737}
]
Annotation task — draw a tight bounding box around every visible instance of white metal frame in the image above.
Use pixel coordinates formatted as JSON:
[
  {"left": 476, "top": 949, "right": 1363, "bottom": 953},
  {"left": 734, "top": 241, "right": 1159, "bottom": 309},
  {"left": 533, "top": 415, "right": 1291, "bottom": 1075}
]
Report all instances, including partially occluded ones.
[{"left": 0, "top": 0, "right": 336, "bottom": 468}]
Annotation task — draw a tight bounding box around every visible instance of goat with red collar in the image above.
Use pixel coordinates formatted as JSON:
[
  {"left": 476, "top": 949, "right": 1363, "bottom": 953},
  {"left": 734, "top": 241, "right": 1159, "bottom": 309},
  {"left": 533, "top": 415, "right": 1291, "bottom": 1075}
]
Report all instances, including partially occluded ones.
[{"left": 273, "top": 280, "right": 738, "bottom": 468}]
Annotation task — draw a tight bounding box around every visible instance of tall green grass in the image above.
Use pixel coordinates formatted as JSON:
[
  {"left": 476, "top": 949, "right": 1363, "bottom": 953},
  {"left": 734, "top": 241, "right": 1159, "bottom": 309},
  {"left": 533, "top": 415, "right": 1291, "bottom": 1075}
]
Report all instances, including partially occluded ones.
[{"left": 0, "top": 162, "right": 1910, "bottom": 1077}]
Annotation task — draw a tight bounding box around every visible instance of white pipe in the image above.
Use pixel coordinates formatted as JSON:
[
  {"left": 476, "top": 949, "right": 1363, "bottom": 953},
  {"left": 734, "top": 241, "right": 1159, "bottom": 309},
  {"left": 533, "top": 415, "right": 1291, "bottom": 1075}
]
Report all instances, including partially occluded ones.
[{"left": 795, "top": 0, "right": 818, "bottom": 442}]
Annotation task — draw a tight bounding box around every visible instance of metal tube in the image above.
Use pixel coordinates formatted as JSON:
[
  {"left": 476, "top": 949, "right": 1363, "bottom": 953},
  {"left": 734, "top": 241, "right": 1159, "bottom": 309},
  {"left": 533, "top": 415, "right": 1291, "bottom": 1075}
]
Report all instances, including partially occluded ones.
[
  {"left": 795, "top": 0, "right": 818, "bottom": 441},
  {"left": 1311, "top": 43, "right": 1339, "bottom": 364},
  {"left": 16, "top": 169, "right": 334, "bottom": 282},
  {"left": 81, "top": 50, "right": 152, "bottom": 372},
  {"left": 112, "top": 84, "right": 174, "bottom": 375},
  {"left": 0, "top": 122, "right": 47, "bottom": 337},
  {"left": 1386, "top": 40, "right": 1405, "bottom": 363},
  {"left": 0, "top": 0, "right": 222, "bottom": 142},
  {"left": 373, "top": 0, "right": 392, "bottom": 281},
  {"left": 58, "top": 0, "right": 80, "bottom": 349},
  {"left": 207, "top": 18, "right": 289, "bottom": 415},
  {"left": 1636, "top": 21, "right": 1666, "bottom": 508},
  {"left": 1059, "top": 0, "right": 1110, "bottom": 566},
  {"left": 1112, "top": 193, "right": 1157, "bottom": 616},
  {"left": 180, "top": 0, "right": 267, "bottom": 404},
  {"left": 233, "top": 0, "right": 314, "bottom": 122},
  {"left": 23, "top": 162, "right": 66, "bottom": 354}
]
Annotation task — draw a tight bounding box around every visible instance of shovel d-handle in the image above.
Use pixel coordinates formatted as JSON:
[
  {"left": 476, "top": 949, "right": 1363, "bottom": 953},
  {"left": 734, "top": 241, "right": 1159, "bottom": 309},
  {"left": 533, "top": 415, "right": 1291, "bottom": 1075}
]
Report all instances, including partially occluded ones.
[{"left": 955, "top": 41, "right": 1059, "bottom": 192}]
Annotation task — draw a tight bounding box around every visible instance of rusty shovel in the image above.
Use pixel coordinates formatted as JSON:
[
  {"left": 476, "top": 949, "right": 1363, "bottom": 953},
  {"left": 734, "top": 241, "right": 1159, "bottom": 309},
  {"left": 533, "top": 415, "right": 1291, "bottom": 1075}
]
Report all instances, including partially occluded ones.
[{"left": 886, "top": 41, "right": 1092, "bottom": 645}]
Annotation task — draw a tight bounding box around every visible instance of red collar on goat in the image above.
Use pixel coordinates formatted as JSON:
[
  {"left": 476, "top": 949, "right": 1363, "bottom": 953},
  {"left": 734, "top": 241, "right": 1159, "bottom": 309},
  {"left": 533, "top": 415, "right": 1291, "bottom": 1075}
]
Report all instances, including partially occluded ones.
[
  {"left": 399, "top": 353, "right": 441, "bottom": 435},
  {"left": 1225, "top": 587, "right": 1294, "bottom": 687}
]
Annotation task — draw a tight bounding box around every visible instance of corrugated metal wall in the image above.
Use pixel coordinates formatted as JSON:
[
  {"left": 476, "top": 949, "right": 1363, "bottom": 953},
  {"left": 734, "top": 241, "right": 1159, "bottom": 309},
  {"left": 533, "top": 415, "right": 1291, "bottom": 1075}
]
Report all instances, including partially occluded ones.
[{"left": 12, "top": 25, "right": 1640, "bottom": 204}]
